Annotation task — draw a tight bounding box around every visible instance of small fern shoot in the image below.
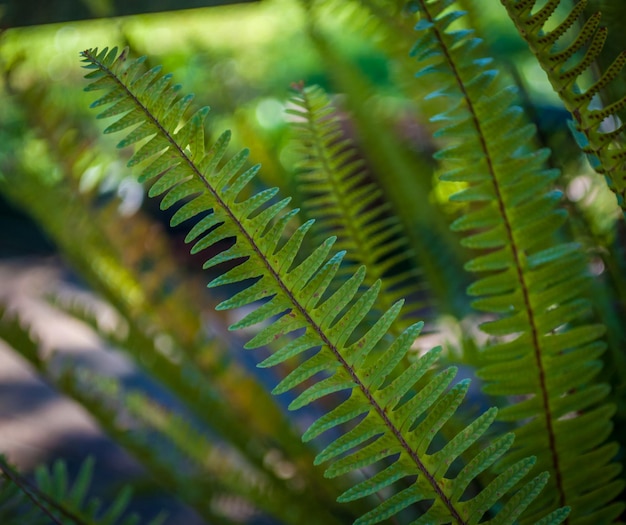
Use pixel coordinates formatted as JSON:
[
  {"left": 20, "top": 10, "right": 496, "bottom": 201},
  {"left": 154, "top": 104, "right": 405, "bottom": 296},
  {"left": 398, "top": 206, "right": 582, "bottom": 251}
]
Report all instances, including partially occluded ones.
[{"left": 80, "top": 46, "right": 563, "bottom": 525}]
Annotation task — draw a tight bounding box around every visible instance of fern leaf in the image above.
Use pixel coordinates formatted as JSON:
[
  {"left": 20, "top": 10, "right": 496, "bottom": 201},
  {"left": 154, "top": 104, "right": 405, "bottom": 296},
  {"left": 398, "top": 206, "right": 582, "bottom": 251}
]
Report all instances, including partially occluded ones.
[
  {"left": 0, "top": 86, "right": 339, "bottom": 513},
  {"left": 288, "top": 83, "right": 423, "bottom": 331},
  {"left": 410, "top": 1, "right": 623, "bottom": 523},
  {"left": 501, "top": 0, "right": 626, "bottom": 211},
  {"left": 306, "top": 25, "right": 469, "bottom": 317},
  {"left": 81, "top": 46, "right": 554, "bottom": 524},
  {"left": 0, "top": 459, "right": 53, "bottom": 525},
  {"left": 0, "top": 455, "right": 165, "bottom": 525}
]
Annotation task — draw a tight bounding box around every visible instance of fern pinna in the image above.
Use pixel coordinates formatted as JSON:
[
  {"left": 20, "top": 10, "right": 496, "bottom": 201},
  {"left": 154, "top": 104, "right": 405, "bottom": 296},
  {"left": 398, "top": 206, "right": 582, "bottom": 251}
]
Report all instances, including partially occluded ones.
[
  {"left": 501, "top": 0, "right": 626, "bottom": 211},
  {"left": 80, "top": 46, "right": 565, "bottom": 525},
  {"left": 410, "top": 1, "right": 623, "bottom": 523}
]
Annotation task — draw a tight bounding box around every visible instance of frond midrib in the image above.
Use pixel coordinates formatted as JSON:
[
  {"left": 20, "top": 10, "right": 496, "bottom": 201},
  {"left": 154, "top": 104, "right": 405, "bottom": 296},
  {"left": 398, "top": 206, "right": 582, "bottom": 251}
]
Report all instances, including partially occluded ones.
[
  {"left": 415, "top": 0, "right": 566, "bottom": 511},
  {"left": 83, "top": 48, "right": 468, "bottom": 524}
]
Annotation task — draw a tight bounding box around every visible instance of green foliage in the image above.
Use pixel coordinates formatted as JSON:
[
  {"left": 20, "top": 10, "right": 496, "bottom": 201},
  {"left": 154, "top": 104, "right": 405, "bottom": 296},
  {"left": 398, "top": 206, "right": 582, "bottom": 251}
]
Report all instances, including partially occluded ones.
[
  {"left": 287, "top": 84, "right": 422, "bottom": 330},
  {"left": 501, "top": 0, "right": 626, "bottom": 210},
  {"left": 0, "top": 1, "right": 625, "bottom": 524},
  {"left": 0, "top": 455, "right": 166, "bottom": 525},
  {"left": 76, "top": 44, "right": 563, "bottom": 524},
  {"left": 407, "top": 1, "right": 623, "bottom": 522}
]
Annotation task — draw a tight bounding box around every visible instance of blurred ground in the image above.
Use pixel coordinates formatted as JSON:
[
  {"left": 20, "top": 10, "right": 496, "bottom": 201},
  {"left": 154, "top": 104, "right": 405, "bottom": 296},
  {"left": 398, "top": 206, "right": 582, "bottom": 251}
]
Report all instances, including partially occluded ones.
[{"left": 0, "top": 257, "right": 204, "bottom": 524}]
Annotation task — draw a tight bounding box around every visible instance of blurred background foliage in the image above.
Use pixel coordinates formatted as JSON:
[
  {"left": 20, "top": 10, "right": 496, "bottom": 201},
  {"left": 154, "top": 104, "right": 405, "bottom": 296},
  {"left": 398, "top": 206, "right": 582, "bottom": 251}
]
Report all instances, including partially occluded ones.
[{"left": 0, "top": 0, "right": 624, "bottom": 523}]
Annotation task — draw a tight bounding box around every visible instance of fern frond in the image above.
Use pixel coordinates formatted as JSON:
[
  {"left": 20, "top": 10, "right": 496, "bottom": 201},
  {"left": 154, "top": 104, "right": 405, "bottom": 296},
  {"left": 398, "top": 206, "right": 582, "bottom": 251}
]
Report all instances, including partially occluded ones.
[
  {"left": 0, "top": 458, "right": 57, "bottom": 525},
  {"left": 288, "top": 83, "right": 422, "bottom": 330},
  {"left": 0, "top": 456, "right": 166, "bottom": 525},
  {"left": 501, "top": 0, "right": 626, "bottom": 211},
  {"left": 80, "top": 45, "right": 556, "bottom": 524},
  {"left": 0, "top": 157, "right": 315, "bottom": 500},
  {"left": 410, "top": 1, "right": 623, "bottom": 522},
  {"left": 0, "top": 460, "right": 48, "bottom": 525},
  {"left": 51, "top": 287, "right": 355, "bottom": 522},
  {"left": 307, "top": 28, "right": 470, "bottom": 317},
  {"left": 0, "top": 88, "right": 338, "bottom": 510}
]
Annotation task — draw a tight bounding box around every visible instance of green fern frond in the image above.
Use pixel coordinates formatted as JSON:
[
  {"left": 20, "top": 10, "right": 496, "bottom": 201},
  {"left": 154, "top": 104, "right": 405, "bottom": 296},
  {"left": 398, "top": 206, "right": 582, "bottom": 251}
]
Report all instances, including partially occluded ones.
[
  {"left": 0, "top": 159, "right": 310, "bottom": 499},
  {"left": 0, "top": 456, "right": 166, "bottom": 525},
  {"left": 0, "top": 88, "right": 334, "bottom": 508},
  {"left": 501, "top": 0, "right": 626, "bottom": 210},
  {"left": 80, "top": 45, "right": 557, "bottom": 524},
  {"left": 410, "top": 1, "right": 623, "bottom": 522},
  {"left": 0, "top": 458, "right": 50, "bottom": 525},
  {"left": 49, "top": 287, "right": 353, "bottom": 523},
  {"left": 0, "top": 283, "right": 343, "bottom": 524},
  {"left": 288, "top": 83, "right": 422, "bottom": 330},
  {"left": 582, "top": 0, "right": 626, "bottom": 120},
  {"left": 307, "top": 27, "right": 470, "bottom": 317}
]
